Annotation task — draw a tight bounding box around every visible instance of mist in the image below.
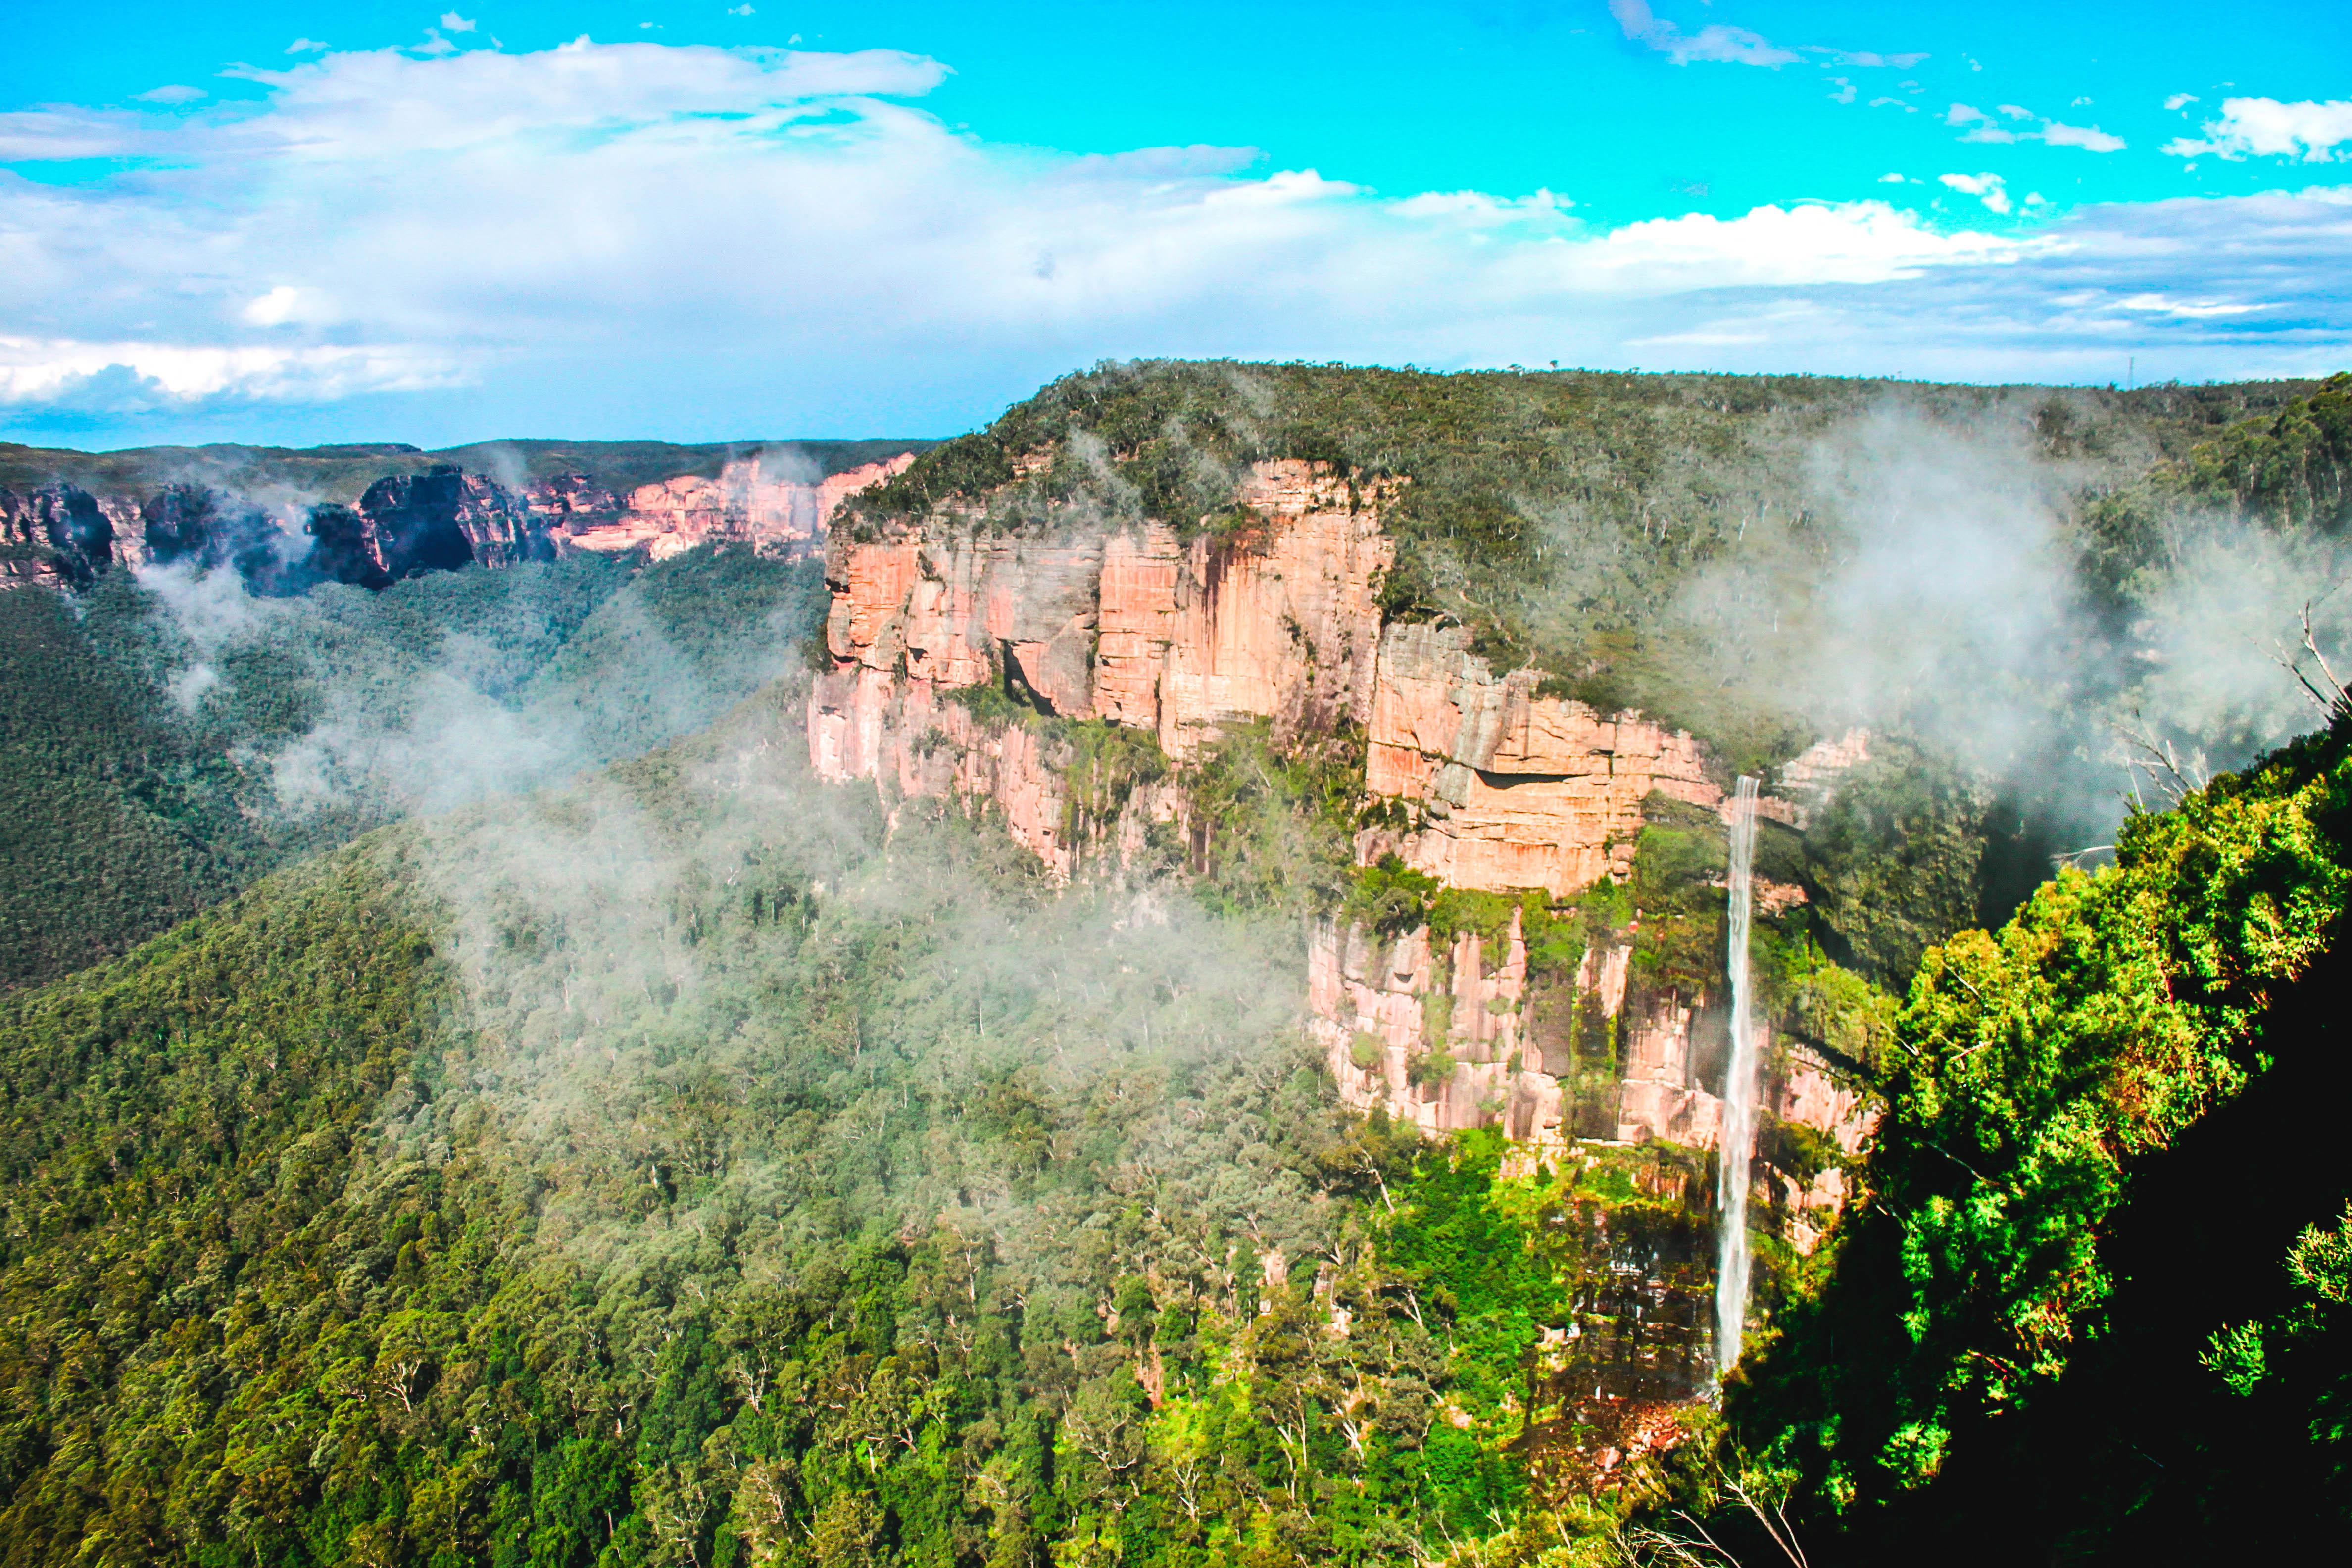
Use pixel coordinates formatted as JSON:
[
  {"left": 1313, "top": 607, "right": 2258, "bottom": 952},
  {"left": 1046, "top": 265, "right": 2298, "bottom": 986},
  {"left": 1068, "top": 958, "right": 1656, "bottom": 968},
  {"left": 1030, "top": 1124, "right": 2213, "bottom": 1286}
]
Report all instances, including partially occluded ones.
[{"left": 1668, "top": 402, "right": 2352, "bottom": 861}]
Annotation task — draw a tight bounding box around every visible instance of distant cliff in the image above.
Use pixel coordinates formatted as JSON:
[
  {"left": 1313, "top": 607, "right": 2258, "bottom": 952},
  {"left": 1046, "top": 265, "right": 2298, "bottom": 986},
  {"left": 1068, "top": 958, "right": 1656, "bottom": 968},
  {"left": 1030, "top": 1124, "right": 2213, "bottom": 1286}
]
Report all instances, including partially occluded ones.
[{"left": 0, "top": 441, "right": 924, "bottom": 594}]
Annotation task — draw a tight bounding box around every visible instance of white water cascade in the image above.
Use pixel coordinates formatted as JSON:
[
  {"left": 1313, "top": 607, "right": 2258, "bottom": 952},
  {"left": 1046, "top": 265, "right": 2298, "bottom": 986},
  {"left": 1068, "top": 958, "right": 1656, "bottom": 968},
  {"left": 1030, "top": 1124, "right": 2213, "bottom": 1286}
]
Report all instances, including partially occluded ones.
[{"left": 1715, "top": 774, "right": 1763, "bottom": 1381}]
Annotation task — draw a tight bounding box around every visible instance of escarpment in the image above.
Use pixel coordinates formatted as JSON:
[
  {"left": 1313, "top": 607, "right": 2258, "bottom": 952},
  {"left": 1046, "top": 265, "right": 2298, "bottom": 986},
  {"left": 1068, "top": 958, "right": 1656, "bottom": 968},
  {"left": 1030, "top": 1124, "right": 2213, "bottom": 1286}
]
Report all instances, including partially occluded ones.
[
  {"left": 0, "top": 447, "right": 920, "bottom": 594},
  {"left": 810, "top": 457, "right": 1871, "bottom": 1169}
]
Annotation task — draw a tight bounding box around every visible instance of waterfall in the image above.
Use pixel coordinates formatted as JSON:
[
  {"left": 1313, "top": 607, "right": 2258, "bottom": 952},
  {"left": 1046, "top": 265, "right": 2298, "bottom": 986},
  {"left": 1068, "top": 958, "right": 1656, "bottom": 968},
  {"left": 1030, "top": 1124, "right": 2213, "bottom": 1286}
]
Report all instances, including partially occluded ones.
[{"left": 1715, "top": 774, "right": 1762, "bottom": 1381}]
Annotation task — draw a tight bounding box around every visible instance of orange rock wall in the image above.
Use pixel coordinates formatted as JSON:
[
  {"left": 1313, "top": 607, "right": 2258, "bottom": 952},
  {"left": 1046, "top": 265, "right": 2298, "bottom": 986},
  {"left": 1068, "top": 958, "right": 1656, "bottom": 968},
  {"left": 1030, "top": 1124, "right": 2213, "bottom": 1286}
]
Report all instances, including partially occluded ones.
[
  {"left": 815, "top": 459, "right": 1397, "bottom": 760},
  {"left": 566, "top": 452, "right": 916, "bottom": 561},
  {"left": 1360, "top": 623, "right": 1722, "bottom": 895},
  {"left": 808, "top": 459, "right": 1876, "bottom": 1225}
]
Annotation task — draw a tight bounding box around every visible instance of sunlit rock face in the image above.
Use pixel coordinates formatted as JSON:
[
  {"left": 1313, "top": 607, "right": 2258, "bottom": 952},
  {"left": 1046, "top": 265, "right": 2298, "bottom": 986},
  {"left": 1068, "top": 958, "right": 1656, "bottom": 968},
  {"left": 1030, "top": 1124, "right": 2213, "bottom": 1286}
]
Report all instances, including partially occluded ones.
[
  {"left": 0, "top": 483, "right": 114, "bottom": 590},
  {"left": 521, "top": 473, "right": 626, "bottom": 526},
  {"left": 562, "top": 452, "right": 917, "bottom": 562},
  {"left": 1360, "top": 622, "right": 1720, "bottom": 895},
  {"left": 1309, "top": 913, "right": 1866, "bottom": 1226},
  {"left": 811, "top": 459, "right": 1397, "bottom": 817}
]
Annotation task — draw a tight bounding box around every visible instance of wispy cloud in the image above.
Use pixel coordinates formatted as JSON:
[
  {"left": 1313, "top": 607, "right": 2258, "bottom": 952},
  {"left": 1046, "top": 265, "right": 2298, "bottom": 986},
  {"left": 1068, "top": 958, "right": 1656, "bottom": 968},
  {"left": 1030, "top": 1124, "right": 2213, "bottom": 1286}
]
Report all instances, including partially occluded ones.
[
  {"left": 2043, "top": 121, "right": 2126, "bottom": 153},
  {"left": 1609, "top": 1, "right": 1927, "bottom": 79},
  {"left": 1949, "top": 100, "right": 2124, "bottom": 151},
  {"left": 0, "top": 40, "right": 2342, "bottom": 440},
  {"left": 2165, "top": 97, "right": 2352, "bottom": 162},
  {"left": 1607, "top": 0, "right": 1798, "bottom": 67}
]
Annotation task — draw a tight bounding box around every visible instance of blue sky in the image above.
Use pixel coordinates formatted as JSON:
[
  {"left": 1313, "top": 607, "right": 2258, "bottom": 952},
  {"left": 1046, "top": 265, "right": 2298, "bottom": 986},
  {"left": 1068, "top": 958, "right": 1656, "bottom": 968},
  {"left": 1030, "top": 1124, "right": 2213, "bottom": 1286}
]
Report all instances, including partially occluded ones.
[{"left": 3, "top": 1, "right": 2348, "bottom": 446}]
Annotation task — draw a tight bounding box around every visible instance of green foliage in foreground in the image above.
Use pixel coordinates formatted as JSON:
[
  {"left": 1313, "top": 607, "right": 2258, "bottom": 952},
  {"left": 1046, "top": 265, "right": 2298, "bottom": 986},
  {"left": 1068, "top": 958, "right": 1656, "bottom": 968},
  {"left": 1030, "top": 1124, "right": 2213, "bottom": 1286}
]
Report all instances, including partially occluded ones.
[{"left": 1724, "top": 711, "right": 2352, "bottom": 1561}]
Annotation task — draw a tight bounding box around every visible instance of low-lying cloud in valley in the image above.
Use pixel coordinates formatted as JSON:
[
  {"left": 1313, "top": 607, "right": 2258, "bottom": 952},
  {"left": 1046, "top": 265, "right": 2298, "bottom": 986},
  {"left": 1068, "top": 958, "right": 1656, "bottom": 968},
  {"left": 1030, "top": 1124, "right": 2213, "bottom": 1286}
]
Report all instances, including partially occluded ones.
[{"left": 0, "top": 35, "right": 2347, "bottom": 443}]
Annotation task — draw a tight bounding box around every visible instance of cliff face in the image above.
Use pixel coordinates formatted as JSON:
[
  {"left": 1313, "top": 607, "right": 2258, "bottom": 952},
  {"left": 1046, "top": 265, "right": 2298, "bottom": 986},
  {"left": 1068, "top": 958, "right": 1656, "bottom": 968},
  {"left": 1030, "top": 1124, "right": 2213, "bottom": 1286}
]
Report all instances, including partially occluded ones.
[
  {"left": 1310, "top": 912, "right": 1866, "bottom": 1254},
  {"left": 0, "top": 450, "right": 918, "bottom": 596},
  {"left": 353, "top": 466, "right": 556, "bottom": 582},
  {"left": 1358, "top": 622, "right": 1720, "bottom": 893},
  {"left": 0, "top": 484, "right": 115, "bottom": 589},
  {"left": 808, "top": 461, "right": 1875, "bottom": 1317},
  {"left": 814, "top": 459, "right": 1396, "bottom": 757},
  {"left": 563, "top": 453, "right": 918, "bottom": 563}
]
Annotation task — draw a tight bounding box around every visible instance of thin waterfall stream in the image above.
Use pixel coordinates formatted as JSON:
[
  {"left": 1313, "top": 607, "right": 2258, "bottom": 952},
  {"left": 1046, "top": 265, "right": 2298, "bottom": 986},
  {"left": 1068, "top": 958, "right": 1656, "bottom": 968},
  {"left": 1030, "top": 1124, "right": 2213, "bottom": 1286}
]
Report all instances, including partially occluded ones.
[{"left": 1715, "top": 774, "right": 1762, "bottom": 1380}]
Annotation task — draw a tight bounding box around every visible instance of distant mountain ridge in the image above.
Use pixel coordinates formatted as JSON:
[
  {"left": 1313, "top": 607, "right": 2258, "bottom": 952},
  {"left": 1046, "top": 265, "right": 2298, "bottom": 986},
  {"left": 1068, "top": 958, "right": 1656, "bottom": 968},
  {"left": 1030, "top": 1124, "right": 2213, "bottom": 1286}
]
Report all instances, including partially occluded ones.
[
  {"left": 0, "top": 436, "right": 937, "bottom": 593},
  {"left": 0, "top": 436, "right": 936, "bottom": 508}
]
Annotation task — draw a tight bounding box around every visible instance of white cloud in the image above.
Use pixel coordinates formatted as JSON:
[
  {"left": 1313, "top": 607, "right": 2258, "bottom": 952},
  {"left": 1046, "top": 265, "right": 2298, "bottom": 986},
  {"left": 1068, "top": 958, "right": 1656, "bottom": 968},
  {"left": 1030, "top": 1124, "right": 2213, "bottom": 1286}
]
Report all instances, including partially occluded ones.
[
  {"left": 2164, "top": 97, "right": 2352, "bottom": 162},
  {"left": 1940, "top": 171, "right": 2013, "bottom": 214},
  {"left": 134, "top": 84, "right": 206, "bottom": 104},
  {"left": 0, "top": 39, "right": 2345, "bottom": 439},
  {"left": 2165, "top": 93, "right": 2199, "bottom": 112},
  {"left": 440, "top": 12, "right": 477, "bottom": 32},
  {"left": 1827, "top": 77, "right": 1856, "bottom": 105},
  {"left": 1879, "top": 172, "right": 1907, "bottom": 183},
  {"left": 2113, "top": 293, "right": 2258, "bottom": 319},
  {"left": 1948, "top": 102, "right": 1987, "bottom": 124},
  {"left": 0, "top": 334, "right": 467, "bottom": 408},
  {"left": 728, "top": 4, "right": 755, "bottom": 13},
  {"left": 2042, "top": 121, "right": 2126, "bottom": 153},
  {"left": 286, "top": 38, "right": 329, "bottom": 54},
  {"left": 1607, "top": 0, "right": 1799, "bottom": 66},
  {"left": 1998, "top": 103, "right": 2035, "bottom": 120}
]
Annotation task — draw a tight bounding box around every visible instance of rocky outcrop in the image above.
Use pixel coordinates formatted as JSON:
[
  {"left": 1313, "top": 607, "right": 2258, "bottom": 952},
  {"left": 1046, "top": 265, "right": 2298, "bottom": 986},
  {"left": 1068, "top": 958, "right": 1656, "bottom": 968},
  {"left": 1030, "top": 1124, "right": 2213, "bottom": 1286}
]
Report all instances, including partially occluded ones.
[
  {"left": 564, "top": 453, "right": 917, "bottom": 562},
  {"left": 139, "top": 484, "right": 303, "bottom": 587},
  {"left": 1770, "top": 727, "right": 1872, "bottom": 828},
  {"left": 811, "top": 460, "right": 1399, "bottom": 820},
  {"left": 0, "top": 484, "right": 115, "bottom": 590},
  {"left": 353, "top": 466, "right": 555, "bottom": 580},
  {"left": 521, "top": 473, "right": 625, "bottom": 526},
  {"left": 1358, "top": 623, "right": 1721, "bottom": 894},
  {"left": 1311, "top": 909, "right": 1867, "bottom": 1248},
  {"left": 809, "top": 671, "right": 1190, "bottom": 879}
]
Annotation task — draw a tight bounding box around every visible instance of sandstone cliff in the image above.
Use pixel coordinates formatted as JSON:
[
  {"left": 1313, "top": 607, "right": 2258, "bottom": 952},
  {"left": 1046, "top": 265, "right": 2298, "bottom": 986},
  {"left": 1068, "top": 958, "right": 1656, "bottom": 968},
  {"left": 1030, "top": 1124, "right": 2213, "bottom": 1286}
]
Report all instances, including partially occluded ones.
[{"left": 806, "top": 458, "right": 1874, "bottom": 1272}]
